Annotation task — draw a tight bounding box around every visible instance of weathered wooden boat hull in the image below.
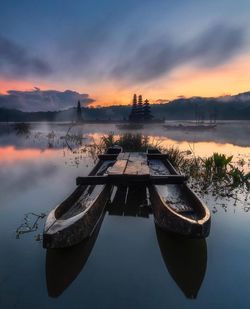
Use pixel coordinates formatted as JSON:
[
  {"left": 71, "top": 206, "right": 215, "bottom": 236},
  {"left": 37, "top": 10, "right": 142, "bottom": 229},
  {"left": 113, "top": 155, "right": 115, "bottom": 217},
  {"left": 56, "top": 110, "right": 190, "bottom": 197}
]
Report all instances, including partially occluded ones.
[
  {"left": 148, "top": 150, "right": 211, "bottom": 238},
  {"left": 43, "top": 185, "right": 112, "bottom": 248},
  {"left": 43, "top": 147, "right": 121, "bottom": 249},
  {"left": 149, "top": 184, "right": 210, "bottom": 237}
]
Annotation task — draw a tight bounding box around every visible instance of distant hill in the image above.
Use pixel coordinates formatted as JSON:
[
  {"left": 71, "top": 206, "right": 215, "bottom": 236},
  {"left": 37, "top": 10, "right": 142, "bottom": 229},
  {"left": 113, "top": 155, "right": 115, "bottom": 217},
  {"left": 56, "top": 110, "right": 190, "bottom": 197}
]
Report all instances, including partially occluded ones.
[
  {"left": 150, "top": 93, "right": 250, "bottom": 120},
  {"left": 0, "top": 91, "right": 250, "bottom": 121}
]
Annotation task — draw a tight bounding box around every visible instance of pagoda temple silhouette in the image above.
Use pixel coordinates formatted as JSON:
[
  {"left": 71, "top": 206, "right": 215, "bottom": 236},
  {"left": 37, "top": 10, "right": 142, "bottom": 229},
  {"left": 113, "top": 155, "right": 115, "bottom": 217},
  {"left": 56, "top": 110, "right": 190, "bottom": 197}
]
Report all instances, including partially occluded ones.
[{"left": 129, "top": 94, "right": 153, "bottom": 122}]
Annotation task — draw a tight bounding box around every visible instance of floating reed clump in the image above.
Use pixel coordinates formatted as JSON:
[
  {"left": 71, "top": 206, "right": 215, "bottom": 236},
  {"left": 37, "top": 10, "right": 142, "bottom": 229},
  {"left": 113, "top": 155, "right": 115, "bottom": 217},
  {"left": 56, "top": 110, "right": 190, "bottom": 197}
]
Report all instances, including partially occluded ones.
[
  {"left": 14, "top": 122, "right": 31, "bottom": 136},
  {"left": 101, "top": 132, "right": 151, "bottom": 152}
]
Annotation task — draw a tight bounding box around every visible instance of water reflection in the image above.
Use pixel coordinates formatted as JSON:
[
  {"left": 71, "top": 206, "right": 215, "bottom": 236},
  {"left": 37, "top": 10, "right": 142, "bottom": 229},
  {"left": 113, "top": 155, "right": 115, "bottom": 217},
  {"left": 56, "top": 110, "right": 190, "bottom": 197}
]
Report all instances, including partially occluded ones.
[
  {"left": 155, "top": 226, "right": 207, "bottom": 299},
  {"left": 45, "top": 214, "right": 104, "bottom": 298},
  {"left": 107, "top": 186, "right": 151, "bottom": 218}
]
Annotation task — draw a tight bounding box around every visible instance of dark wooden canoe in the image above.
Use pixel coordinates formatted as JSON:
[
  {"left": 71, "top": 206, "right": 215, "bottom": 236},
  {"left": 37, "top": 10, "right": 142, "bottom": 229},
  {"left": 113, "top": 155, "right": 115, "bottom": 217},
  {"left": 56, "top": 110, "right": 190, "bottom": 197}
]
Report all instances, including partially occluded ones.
[
  {"left": 155, "top": 226, "right": 207, "bottom": 299},
  {"left": 43, "top": 147, "right": 122, "bottom": 249},
  {"left": 147, "top": 149, "right": 211, "bottom": 238},
  {"left": 46, "top": 212, "right": 105, "bottom": 297}
]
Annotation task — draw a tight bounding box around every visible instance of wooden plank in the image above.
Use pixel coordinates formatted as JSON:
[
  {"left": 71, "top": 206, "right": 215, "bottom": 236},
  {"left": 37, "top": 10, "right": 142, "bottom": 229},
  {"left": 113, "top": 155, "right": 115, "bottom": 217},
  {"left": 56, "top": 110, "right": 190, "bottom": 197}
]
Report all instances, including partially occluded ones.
[
  {"left": 98, "top": 152, "right": 129, "bottom": 162},
  {"left": 108, "top": 174, "right": 150, "bottom": 183},
  {"left": 107, "top": 159, "right": 128, "bottom": 175},
  {"left": 117, "top": 152, "right": 130, "bottom": 160},
  {"left": 76, "top": 175, "right": 187, "bottom": 185},
  {"left": 99, "top": 152, "right": 168, "bottom": 161},
  {"left": 107, "top": 153, "right": 130, "bottom": 175},
  {"left": 98, "top": 154, "right": 117, "bottom": 160},
  {"left": 124, "top": 152, "right": 149, "bottom": 176}
]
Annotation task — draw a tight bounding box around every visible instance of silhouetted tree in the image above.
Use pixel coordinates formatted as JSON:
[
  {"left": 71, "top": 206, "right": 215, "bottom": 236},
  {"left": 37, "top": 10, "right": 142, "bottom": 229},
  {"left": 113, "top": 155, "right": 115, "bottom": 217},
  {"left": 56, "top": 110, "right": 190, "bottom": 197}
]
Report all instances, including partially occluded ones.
[
  {"left": 77, "top": 100, "right": 82, "bottom": 122},
  {"left": 136, "top": 94, "right": 144, "bottom": 120},
  {"left": 143, "top": 99, "right": 153, "bottom": 120},
  {"left": 129, "top": 94, "right": 138, "bottom": 121}
]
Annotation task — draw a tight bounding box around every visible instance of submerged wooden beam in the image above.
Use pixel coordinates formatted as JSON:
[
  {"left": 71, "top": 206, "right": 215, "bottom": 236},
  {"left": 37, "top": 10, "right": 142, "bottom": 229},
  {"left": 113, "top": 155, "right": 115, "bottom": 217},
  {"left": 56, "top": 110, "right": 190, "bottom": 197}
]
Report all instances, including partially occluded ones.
[{"left": 76, "top": 175, "right": 188, "bottom": 186}]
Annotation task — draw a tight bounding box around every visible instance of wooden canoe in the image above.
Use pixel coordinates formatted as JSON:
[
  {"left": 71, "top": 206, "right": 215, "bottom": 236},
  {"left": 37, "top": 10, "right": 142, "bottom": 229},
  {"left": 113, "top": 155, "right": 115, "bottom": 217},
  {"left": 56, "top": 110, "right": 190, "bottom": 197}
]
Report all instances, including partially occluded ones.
[
  {"left": 147, "top": 149, "right": 211, "bottom": 238},
  {"left": 46, "top": 212, "right": 105, "bottom": 297},
  {"left": 155, "top": 226, "right": 207, "bottom": 298},
  {"left": 43, "top": 147, "right": 122, "bottom": 248}
]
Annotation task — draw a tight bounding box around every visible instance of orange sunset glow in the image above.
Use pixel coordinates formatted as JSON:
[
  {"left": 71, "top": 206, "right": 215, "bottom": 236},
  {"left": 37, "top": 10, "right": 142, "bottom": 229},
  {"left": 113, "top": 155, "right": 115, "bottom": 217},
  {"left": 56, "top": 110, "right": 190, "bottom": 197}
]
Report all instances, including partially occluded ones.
[
  {"left": 87, "top": 55, "right": 250, "bottom": 106},
  {"left": 2, "top": 54, "right": 250, "bottom": 107}
]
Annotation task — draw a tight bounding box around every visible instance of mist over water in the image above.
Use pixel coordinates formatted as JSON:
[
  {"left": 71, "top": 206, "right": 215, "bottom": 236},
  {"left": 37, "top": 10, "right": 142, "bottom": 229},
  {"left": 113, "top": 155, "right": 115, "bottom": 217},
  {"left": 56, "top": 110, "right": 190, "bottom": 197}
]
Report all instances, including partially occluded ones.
[{"left": 0, "top": 121, "right": 249, "bottom": 308}]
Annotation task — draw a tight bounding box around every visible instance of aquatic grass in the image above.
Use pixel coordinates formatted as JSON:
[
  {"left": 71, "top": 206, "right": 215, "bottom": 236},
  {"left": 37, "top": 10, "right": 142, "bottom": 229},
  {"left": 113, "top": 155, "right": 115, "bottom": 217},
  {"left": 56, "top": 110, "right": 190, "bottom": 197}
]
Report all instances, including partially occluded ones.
[
  {"left": 212, "top": 153, "right": 233, "bottom": 179},
  {"left": 229, "top": 168, "right": 250, "bottom": 190},
  {"left": 162, "top": 146, "right": 187, "bottom": 169},
  {"left": 118, "top": 133, "right": 150, "bottom": 151},
  {"left": 156, "top": 145, "right": 249, "bottom": 195},
  {"left": 101, "top": 132, "right": 117, "bottom": 149},
  {"left": 100, "top": 132, "right": 152, "bottom": 152},
  {"left": 99, "top": 133, "right": 250, "bottom": 193}
]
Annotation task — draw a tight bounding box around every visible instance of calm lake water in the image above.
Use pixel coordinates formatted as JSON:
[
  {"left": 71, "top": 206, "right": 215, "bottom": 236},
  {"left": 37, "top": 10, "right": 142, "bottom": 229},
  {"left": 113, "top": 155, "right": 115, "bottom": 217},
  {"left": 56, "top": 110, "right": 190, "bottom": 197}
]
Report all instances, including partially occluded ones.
[{"left": 0, "top": 122, "right": 249, "bottom": 309}]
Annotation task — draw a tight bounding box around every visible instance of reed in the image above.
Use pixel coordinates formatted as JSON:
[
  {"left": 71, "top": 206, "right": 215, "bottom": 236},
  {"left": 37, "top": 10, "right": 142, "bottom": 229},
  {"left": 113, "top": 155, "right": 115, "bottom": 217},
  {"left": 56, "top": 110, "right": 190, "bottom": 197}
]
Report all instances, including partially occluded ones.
[
  {"left": 162, "top": 146, "right": 249, "bottom": 192},
  {"left": 14, "top": 122, "right": 31, "bottom": 135},
  {"left": 101, "top": 132, "right": 152, "bottom": 152}
]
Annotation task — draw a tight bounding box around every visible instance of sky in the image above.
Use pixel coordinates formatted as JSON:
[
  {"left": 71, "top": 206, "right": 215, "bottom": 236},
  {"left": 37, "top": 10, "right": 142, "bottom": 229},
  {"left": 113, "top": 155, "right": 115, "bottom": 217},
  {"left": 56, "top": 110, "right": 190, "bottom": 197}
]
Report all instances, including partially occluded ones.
[{"left": 1, "top": 0, "right": 250, "bottom": 111}]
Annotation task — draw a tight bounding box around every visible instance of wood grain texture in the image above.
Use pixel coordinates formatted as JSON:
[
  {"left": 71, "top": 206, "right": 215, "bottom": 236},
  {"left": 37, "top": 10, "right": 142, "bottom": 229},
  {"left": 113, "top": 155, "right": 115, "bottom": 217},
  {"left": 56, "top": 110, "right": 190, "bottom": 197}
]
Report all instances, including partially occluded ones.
[
  {"left": 108, "top": 159, "right": 128, "bottom": 175},
  {"left": 124, "top": 152, "right": 149, "bottom": 176}
]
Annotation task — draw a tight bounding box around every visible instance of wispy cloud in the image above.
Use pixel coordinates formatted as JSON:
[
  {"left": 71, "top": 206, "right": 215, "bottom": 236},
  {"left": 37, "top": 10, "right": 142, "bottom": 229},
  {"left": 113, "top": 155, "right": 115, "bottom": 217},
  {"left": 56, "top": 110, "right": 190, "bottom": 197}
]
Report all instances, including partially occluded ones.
[
  {"left": 111, "top": 24, "right": 247, "bottom": 83},
  {"left": 0, "top": 35, "right": 52, "bottom": 78}
]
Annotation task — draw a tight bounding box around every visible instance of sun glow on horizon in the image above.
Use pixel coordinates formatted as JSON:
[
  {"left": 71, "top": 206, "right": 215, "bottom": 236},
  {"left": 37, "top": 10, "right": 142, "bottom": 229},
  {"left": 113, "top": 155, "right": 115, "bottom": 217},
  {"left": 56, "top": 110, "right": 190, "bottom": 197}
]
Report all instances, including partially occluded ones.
[
  {"left": 1, "top": 55, "right": 250, "bottom": 108},
  {"left": 79, "top": 54, "right": 250, "bottom": 107}
]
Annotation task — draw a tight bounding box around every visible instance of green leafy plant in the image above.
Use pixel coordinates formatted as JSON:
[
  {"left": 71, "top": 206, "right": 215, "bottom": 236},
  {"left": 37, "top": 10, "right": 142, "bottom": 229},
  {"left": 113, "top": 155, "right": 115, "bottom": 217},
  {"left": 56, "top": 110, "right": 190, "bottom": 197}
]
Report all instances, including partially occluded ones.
[{"left": 212, "top": 153, "right": 233, "bottom": 178}]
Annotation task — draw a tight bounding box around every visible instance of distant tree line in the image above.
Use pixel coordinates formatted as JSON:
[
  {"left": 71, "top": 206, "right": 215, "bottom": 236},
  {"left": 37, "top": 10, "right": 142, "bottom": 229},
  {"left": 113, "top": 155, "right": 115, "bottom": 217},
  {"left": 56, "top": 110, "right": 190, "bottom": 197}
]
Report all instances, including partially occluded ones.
[{"left": 1, "top": 92, "right": 250, "bottom": 121}]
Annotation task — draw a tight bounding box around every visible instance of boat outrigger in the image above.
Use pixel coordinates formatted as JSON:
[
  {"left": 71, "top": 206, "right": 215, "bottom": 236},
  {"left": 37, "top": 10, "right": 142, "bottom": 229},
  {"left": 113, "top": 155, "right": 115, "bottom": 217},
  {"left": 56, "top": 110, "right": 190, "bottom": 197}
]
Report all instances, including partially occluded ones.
[
  {"left": 43, "top": 147, "right": 122, "bottom": 249},
  {"left": 147, "top": 149, "right": 211, "bottom": 238}
]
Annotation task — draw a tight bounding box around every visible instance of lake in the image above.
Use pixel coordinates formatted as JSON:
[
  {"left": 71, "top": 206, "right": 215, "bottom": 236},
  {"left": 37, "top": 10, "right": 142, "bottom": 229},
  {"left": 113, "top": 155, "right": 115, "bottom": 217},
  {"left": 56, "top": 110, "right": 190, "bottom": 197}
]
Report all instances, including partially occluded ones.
[{"left": 0, "top": 122, "right": 249, "bottom": 308}]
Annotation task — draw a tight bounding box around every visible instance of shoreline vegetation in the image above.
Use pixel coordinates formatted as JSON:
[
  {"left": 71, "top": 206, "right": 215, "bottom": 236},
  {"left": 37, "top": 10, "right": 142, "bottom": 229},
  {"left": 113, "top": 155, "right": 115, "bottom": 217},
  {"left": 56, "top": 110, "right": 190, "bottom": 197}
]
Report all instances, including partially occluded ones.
[
  {"left": 7, "top": 125, "right": 250, "bottom": 195},
  {"left": 99, "top": 133, "right": 250, "bottom": 196}
]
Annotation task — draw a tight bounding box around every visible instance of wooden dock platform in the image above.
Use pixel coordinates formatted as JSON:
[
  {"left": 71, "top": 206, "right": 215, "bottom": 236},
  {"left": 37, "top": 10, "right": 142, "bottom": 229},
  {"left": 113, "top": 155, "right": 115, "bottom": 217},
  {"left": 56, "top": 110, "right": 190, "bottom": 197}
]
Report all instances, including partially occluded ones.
[{"left": 77, "top": 152, "right": 187, "bottom": 186}]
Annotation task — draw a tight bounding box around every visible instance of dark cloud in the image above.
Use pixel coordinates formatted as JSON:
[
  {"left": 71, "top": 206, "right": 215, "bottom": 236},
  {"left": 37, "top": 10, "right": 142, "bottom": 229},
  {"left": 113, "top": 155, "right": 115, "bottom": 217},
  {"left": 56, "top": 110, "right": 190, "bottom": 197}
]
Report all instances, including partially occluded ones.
[
  {"left": 111, "top": 24, "right": 246, "bottom": 82},
  {"left": 0, "top": 88, "right": 95, "bottom": 112},
  {"left": 0, "top": 35, "right": 51, "bottom": 78}
]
